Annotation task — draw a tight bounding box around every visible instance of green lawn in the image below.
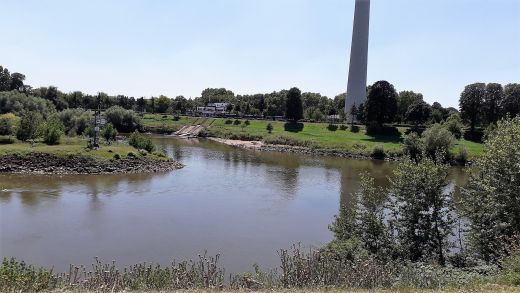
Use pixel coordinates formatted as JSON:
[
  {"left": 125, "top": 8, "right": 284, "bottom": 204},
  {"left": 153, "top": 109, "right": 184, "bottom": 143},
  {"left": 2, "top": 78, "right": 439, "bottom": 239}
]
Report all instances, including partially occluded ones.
[
  {"left": 0, "top": 137, "right": 166, "bottom": 161},
  {"left": 141, "top": 115, "right": 486, "bottom": 158}
]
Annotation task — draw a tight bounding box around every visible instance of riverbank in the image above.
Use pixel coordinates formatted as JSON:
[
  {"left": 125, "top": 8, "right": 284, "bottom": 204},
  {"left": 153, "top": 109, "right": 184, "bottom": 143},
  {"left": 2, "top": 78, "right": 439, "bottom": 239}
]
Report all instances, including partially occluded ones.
[
  {"left": 0, "top": 138, "right": 183, "bottom": 174},
  {"left": 141, "top": 114, "right": 485, "bottom": 158},
  {"left": 208, "top": 137, "right": 399, "bottom": 161}
]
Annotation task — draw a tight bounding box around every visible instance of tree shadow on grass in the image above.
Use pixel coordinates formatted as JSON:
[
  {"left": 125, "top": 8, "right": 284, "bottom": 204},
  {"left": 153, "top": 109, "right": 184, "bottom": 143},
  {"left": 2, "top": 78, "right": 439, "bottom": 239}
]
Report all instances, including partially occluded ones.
[
  {"left": 360, "top": 134, "right": 403, "bottom": 144},
  {"left": 284, "top": 122, "right": 304, "bottom": 133}
]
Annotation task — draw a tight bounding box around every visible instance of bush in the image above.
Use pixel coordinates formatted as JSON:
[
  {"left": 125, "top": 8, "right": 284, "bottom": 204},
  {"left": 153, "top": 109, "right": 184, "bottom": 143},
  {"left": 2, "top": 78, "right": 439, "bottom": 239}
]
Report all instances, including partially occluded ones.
[
  {"left": 443, "top": 114, "right": 463, "bottom": 139},
  {"left": 455, "top": 146, "right": 468, "bottom": 164},
  {"left": 370, "top": 145, "right": 386, "bottom": 159},
  {"left": 152, "top": 151, "right": 167, "bottom": 158},
  {"left": 100, "top": 123, "right": 117, "bottom": 144},
  {"left": 403, "top": 132, "right": 423, "bottom": 161},
  {"left": 138, "top": 149, "right": 148, "bottom": 156},
  {"left": 233, "top": 119, "right": 241, "bottom": 125},
  {"left": 225, "top": 119, "right": 232, "bottom": 124},
  {"left": 113, "top": 153, "right": 121, "bottom": 160},
  {"left": 266, "top": 123, "right": 273, "bottom": 133},
  {"left": 128, "top": 130, "right": 155, "bottom": 153},
  {"left": 0, "top": 91, "right": 55, "bottom": 118},
  {"left": 57, "top": 108, "right": 92, "bottom": 135},
  {"left": 16, "top": 111, "right": 44, "bottom": 142},
  {"left": 244, "top": 120, "right": 250, "bottom": 126},
  {"left": 127, "top": 151, "right": 136, "bottom": 157},
  {"left": 0, "top": 113, "right": 19, "bottom": 137},
  {"left": 327, "top": 124, "right": 338, "bottom": 131},
  {"left": 422, "top": 123, "right": 454, "bottom": 160},
  {"left": 350, "top": 125, "right": 360, "bottom": 133},
  {"left": 105, "top": 106, "right": 142, "bottom": 132},
  {"left": 43, "top": 115, "right": 64, "bottom": 145},
  {"left": 339, "top": 124, "right": 348, "bottom": 131}
]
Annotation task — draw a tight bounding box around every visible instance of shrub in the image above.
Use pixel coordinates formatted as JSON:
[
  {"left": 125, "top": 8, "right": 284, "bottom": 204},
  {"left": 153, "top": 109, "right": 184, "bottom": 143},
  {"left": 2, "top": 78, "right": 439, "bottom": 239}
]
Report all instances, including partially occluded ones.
[
  {"left": 105, "top": 106, "right": 142, "bottom": 132},
  {"left": 57, "top": 108, "right": 92, "bottom": 136},
  {"left": 266, "top": 123, "right": 273, "bottom": 133},
  {"left": 350, "top": 125, "right": 360, "bottom": 133},
  {"left": 421, "top": 123, "right": 454, "bottom": 160},
  {"left": 455, "top": 146, "right": 468, "bottom": 164},
  {"left": 461, "top": 117, "right": 520, "bottom": 263},
  {"left": 233, "top": 119, "right": 241, "bottom": 125},
  {"left": 225, "top": 119, "right": 232, "bottom": 124},
  {"left": 244, "top": 120, "right": 250, "bottom": 126},
  {"left": 138, "top": 149, "right": 148, "bottom": 156},
  {"left": 113, "top": 153, "right": 121, "bottom": 159},
  {"left": 443, "top": 114, "right": 463, "bottom": 139},
  {"left": 0, "top": 113, "right": 19, "bottom": 137},
  {"left": 128, "top": 130, "right": 155, "bottom": 153},
  {"left": 16, "top": 111, "right": 44, "bottom": 143},
  {"left": 43, "top": 115, "right": 64, "bottom": 145},
  {"left": 127, "top": 151, "right": 136, "bottom": 157},
  {"left": 339, "top": 124, "right": 348, "bottom": 131},
  {"left": 100, "top": 123, "right": 118, "bottom": 144},
  {"left": 370, "top": 145, "right": 386, "bottom": 159},
  {"left": 152, "top": 151, "right": 167, "bottom": 158},
  {"left": 327, "top": 124, "right": 338, "bottom": 131},
  {"left": 403, "top": 132, "right": 423, "bottom": 161},
  {"left": 0, "top": 91, "right": 55, "bottom": 117}
]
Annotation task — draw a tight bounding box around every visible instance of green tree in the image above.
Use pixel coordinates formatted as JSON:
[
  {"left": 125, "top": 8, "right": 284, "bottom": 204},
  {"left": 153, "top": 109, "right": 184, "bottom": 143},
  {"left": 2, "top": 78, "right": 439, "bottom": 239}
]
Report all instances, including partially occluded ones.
[
  {"left": 156, "top": 95, "right": 171, "bottom": 113},
  {"left": 390, "top": 158, "right": 455, "bottom": 265},
  {"left": 442, "top": 113, "right": 463, "bottom": 139},
  {"left": 405, "top": 100, "right": 431, "bottom": 126},
  {"left": 483, "top": 83, "right": 503, "bottom": 124},
  {"left": 459, "top": 83, "right": 485, "bottom": 133},
  {"left": 43, "top": 114, "right": 64, "bottom": 145},
  {"left": 101, "top": 123, "right": 118, "bottom": 144},
  {"left": 502, "top": 83, "right": 520, "bottom": 119},
  {"left": 403, "top": 132, "right": 423, "bottom": 162},
  {"left": 397, "top": 91, "right": 423, "bottom": 123},
  {"left": 0, "top": 66, "right": 12, "bottom": 91},
  {"left": 285, "top": 87, "right": 303, "bottom": 122},
  {"left": 105, "top": 106, "right": 142, "bottom": 132},
  {"left": 461, "top": 116, "right": 520, "bottom": 263},
  {"left": 9, "top": 72, "right": 25, "bottom": 91},
  {"left": 365, "top": 81, "right": 398, "bottom": 125},
  {"left": 421, "top": 123, "right": 454, "bottom": 161},
  {"left": 137, "top": 97, "right": 146, "bottom": 113},
  {"left": 355, "top": 173, "right": 392, "bottom": 257},
  {"left": 16, "top": 111, "right": 44, "bottom": 143},
  {"left": 0, "top": 113, "right": 19, "bottom": 139}
]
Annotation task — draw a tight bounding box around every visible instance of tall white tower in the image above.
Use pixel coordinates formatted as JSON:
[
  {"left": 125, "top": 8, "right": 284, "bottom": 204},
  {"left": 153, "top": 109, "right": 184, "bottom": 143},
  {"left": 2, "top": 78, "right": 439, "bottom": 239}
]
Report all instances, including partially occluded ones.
[{"left": 344, "top": 0, "right": 370, "bottom": 117}]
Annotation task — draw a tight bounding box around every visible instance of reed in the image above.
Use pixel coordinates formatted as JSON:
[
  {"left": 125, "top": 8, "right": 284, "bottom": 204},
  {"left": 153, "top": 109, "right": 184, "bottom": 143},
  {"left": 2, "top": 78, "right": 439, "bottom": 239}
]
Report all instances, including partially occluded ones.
[{"left": 0, "top": 246, "right": 503, "bottom": 292}]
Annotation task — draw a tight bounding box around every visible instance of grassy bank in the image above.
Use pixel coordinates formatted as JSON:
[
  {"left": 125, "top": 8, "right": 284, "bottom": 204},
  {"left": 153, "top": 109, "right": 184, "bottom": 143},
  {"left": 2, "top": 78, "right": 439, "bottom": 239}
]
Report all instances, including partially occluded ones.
[
  {"left": 141, "top": 114, "right": 485, "bottom": 158},
  {"left": 0, "top": 137, "right": 167, "bottom": 161}
]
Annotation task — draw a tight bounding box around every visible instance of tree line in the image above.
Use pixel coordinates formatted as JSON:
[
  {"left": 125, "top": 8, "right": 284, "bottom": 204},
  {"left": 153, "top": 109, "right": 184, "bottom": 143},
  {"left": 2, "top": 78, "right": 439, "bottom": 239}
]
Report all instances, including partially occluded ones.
[{"left": 1, "top": 65, "right": 519, "bottom": 135}]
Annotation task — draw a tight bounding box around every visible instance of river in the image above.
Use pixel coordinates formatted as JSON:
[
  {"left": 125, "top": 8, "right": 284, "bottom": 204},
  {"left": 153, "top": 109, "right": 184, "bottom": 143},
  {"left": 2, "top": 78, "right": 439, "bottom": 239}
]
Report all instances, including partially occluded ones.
[{"left": 0, "top": 136, "right": 468, "bottom": 273}]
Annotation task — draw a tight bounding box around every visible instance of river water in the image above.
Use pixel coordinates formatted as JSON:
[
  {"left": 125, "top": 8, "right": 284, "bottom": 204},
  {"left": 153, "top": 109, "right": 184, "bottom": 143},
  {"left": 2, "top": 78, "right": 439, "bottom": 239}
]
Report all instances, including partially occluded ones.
[{"left": 0, "top": 137, "right": 468, "bottom": 273}]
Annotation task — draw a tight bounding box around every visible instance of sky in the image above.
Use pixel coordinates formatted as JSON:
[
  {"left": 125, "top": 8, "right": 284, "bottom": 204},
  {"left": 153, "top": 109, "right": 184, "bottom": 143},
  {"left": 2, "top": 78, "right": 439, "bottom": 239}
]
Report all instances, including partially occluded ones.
[{"left": 1, "top": 0, "right": 519, "bottom": 108}]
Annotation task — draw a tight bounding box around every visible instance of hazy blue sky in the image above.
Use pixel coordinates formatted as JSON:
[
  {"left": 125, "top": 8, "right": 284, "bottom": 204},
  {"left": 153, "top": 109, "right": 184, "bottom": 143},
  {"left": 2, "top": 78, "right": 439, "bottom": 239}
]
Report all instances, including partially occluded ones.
[{"left": 2, "top": 0, "right": 519, "bottom": 107}]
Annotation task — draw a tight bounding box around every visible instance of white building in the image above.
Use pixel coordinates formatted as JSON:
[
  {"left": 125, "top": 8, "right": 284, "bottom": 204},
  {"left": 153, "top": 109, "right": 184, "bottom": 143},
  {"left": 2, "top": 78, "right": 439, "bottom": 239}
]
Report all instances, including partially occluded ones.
[{"left": 196, "top": 102, "right": 232, "bottom": 116}]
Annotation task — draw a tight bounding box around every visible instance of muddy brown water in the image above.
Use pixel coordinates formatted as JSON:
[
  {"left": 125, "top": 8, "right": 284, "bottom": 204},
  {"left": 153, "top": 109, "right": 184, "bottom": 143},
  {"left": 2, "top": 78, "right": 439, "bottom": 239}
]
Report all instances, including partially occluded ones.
[{"left": 0, "top": 136, "right": 468, "bottom": 273}]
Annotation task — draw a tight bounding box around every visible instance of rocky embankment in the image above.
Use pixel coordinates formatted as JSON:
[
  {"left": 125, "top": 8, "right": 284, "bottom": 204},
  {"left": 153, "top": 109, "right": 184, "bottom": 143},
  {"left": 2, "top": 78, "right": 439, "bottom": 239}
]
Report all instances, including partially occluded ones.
[
  {"left": 0, "top": 153, "right": 183, "bottom": 175},
  {"left": 208, "top": 137, "right": 400, "bottom": 161}
]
